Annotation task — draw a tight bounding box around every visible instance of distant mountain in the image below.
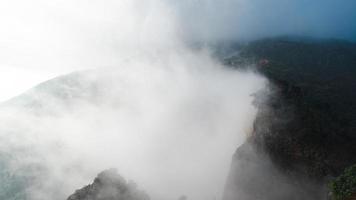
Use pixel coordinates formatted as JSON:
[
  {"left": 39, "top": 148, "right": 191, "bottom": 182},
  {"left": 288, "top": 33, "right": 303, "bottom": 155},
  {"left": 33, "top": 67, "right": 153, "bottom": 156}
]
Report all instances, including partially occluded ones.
[
  {"left": 0, "top": 70, "right": 117, "bottom": 200},
  {"left": 1, "top": 70, "right": 103, "bottom": 113}
]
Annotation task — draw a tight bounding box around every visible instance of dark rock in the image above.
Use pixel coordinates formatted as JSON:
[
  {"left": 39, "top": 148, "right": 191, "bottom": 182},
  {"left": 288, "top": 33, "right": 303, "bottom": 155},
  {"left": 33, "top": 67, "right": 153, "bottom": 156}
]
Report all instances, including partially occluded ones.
[
  {"left": 67, "top": 169, "right": 150, "bottom": 200},
  {"left": 223, "top": 37, "right": 356, "bottom": 199},
  {"left": 227, "top": 37, "right": 356, "bottom": 177},
  {"left": 224, "top": 142, "right": 326, "bottom": 200}
]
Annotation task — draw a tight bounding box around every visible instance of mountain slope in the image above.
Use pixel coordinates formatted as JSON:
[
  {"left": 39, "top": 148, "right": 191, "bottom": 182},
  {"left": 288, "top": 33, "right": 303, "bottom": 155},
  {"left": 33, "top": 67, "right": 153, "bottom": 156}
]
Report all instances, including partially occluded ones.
[{"left": 223, "top": 37, "right": 356, "bottom": 199}]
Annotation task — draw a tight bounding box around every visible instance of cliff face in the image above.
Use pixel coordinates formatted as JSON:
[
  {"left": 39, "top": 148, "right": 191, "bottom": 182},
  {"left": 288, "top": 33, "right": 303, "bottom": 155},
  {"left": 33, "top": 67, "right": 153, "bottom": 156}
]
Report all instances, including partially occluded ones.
[
  {"left": 223, "top": 38, "right": 356, "bottom": 199},
  {"left": 224, "top": 142, "right": 326, "bottom": 200}
]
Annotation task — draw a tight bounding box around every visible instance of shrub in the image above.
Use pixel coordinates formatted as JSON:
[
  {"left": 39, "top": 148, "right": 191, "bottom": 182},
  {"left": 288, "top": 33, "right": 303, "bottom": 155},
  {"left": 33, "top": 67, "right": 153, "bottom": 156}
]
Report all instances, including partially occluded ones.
[{"left": 330, "top": 164, "right": 356, "bottom": 200}]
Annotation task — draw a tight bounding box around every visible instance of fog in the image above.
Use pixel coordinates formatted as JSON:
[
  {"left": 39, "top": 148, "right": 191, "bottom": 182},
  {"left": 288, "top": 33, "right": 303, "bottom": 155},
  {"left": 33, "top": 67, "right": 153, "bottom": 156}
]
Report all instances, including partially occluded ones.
[
  {"left": 1, "top": 0, "right": 350, "bottom": 199},
  {"left": 0, "top": 0, "right": 354, "bottom": 101},
  {"left": 0, "top": 63, "right": 265, "bottom": 200},
  {"left": 0, "top": 0, "right": 354, "bottom": 78},
  {"left": 0, "top": 0, "right": 269, "bottom": 200}
]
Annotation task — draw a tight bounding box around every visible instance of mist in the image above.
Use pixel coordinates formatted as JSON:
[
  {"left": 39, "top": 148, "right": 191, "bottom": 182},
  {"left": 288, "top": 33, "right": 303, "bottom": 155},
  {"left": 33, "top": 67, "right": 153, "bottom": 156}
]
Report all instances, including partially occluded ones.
[
  {"left": 2, "top": 0, "right": 350, "bottom": 199},
  {"left": 1, "top": 0, "right": 355, "bottom": 76},
  {"left": 0, "top": 63, "right": 265, "bottom": 200},
  {"left": 0, "top": 0, "right": 269, "bottom": 200}
]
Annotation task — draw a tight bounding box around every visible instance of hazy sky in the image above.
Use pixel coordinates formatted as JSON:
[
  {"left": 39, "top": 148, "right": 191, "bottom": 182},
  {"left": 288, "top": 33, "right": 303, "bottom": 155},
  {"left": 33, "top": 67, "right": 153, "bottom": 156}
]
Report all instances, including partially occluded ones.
[
  {"left": 0, "top": 0, "right": 355, "bottom": 101},
  {"left": 173, "top": 0, "right": 356, "bottom": 42},
  {"left": 0, "top": 66, "right": 60, "bottom": 102}
]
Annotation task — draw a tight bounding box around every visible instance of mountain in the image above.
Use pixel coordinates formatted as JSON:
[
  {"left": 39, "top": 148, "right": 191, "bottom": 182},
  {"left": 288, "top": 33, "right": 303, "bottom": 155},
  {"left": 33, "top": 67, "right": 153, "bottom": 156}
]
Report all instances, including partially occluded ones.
[
  {"left": 223, "top": 37, "right": 356, "bottom": 199},
  {"left": 1, "top": 70, "right": 104, "bottom": 113}
]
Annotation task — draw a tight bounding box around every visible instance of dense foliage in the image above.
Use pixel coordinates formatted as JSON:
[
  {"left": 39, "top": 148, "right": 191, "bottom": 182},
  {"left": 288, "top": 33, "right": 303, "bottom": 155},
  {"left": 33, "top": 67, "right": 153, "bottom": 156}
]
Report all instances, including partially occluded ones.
[
  {"left": 224, "top": 37, "right": 356, "bottom": 178},
  {"left": 330, "top": 164, "right": 356, "bottom": 200},
  {"left": 223, "top": 37, "right": 356, "bottom": 200}
]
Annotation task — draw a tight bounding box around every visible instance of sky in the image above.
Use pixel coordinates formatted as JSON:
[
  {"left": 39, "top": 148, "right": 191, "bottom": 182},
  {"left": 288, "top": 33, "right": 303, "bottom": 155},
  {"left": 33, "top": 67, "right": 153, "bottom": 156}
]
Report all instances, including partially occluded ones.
[
  {"left": 173, "top": 0, "right": 356, "bottom": 42},
  {"left": 0, "top": 0, "right": 355, "bottom": 101},
  {"left": 0, "top": 66, "right": 59, "bottom": 101}
]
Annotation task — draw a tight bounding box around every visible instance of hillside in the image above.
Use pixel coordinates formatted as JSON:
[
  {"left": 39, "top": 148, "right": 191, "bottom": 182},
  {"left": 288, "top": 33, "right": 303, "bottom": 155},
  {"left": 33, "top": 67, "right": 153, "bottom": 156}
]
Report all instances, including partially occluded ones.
[{"left": 223, "top": 37, "right": 356, "bottom": 199}]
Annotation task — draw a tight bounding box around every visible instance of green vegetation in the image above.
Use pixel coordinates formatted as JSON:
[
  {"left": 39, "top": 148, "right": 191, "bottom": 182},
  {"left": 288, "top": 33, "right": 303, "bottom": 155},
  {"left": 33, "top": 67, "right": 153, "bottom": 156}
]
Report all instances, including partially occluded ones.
[
  {"left": 224, "top": 38, "right": 356, "bottom": 179},
  {"left": 330, "top": 164, "right": 356, "bottom": 200}
]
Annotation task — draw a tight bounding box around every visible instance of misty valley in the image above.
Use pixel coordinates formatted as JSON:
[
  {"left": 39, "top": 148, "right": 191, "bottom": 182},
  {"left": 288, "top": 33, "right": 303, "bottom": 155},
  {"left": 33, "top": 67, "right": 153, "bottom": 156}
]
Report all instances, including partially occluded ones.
[{"left": 0, "top": 1, "right": 356, "bottom": 200}]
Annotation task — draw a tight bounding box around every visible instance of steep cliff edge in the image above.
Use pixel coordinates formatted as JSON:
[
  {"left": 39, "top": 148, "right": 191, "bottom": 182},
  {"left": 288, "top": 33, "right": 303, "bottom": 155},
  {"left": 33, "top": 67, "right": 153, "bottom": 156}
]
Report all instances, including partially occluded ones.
[{"left": 224, "top": 37, "right": 356, "bottom": 199}]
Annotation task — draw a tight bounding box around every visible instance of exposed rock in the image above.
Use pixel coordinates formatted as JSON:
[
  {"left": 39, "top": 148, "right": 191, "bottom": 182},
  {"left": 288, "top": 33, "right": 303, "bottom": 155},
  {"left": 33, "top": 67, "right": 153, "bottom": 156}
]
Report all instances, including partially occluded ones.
[{"left": 67, "top": 169, "right": 150, "bottom": 200}]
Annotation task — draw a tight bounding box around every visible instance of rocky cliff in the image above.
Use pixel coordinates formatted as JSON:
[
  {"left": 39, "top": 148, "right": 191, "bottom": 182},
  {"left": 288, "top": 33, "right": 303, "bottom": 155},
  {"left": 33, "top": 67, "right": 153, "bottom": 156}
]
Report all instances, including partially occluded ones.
[{"left": 223, "top": 37, "right": 356, "bottom": 200}]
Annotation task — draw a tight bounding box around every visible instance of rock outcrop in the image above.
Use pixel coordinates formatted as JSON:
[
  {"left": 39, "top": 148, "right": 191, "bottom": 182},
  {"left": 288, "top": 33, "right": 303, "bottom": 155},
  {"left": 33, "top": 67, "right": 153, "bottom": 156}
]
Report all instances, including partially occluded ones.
[{"left": 67, "top": 169, "right": 150, "bottom": 200}]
